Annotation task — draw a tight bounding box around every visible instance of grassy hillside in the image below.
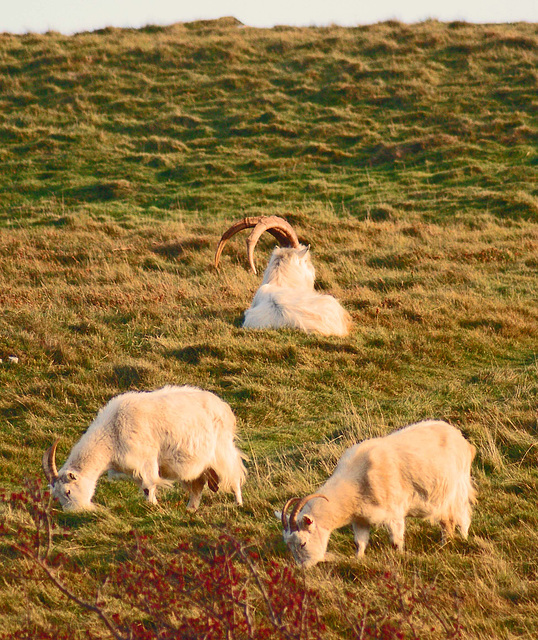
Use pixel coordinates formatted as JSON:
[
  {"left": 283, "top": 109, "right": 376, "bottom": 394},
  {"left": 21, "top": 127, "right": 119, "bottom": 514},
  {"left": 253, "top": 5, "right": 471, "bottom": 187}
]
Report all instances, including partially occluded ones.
[{"left": 0, "top": 18, "right": 537, "bottom": 639}]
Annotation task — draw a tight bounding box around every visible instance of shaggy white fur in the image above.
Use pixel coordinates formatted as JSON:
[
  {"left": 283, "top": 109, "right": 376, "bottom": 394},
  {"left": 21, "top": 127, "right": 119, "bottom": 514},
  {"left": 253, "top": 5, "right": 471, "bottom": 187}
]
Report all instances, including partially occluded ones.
[
  {"left": 277, "top": 420, "right": 476, "bottom": 567},
  {"left": 44, "top": 386, "right": 246, "bottom": 511},
  {"left": 243, "top": 245, "right": 352, "bottom": 336}
]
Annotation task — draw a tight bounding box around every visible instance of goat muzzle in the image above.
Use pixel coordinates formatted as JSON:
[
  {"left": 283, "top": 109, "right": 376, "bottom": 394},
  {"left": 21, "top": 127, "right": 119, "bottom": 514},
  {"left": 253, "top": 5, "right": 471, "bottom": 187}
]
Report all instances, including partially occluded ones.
[
  {"left": 42, "top": 439, "right": 60, "bottom": 485},
  {"left": 214, "top": 215, "right": 301, "bottom": 275}
]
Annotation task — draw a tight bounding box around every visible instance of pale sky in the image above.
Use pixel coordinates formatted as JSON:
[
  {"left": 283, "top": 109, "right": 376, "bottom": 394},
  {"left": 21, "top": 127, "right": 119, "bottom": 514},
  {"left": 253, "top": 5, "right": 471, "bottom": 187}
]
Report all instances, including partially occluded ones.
[{"left": 1, "top": 0, "right": 536, "bottom": 35}]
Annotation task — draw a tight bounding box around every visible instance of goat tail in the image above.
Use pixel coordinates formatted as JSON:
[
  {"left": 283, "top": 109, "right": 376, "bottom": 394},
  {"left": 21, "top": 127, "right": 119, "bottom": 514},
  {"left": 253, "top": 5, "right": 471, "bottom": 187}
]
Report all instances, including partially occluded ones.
[
  {"left": 212, "top": 437, "right": 247, "bottom": 496},
  {"left": 440, "top": 457, "right": 476, "bottom": 539}
]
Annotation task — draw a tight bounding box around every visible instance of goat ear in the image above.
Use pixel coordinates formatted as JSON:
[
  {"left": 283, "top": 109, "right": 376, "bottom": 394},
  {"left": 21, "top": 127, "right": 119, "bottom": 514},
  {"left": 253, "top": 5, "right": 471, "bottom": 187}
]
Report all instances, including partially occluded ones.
[
  {"left": 274, "top": 510, "right": 282, "bottom": 520},
  {"left": 302, "top": 514, "right": 314, "bottom": 529},
  {"left": 298, "top": 245, "right": 310, "bottom": 258}
]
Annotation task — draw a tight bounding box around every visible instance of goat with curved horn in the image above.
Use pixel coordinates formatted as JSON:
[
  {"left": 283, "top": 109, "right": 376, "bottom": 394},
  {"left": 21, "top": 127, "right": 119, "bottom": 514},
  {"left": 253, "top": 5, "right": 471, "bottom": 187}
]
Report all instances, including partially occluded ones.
[
  {"left": 214, "top": 216, "right": 352, "bottom": 336},
  {"left": 276, "top": 421, "right": 476, "bottom": 568},
  {"left": 41, "top": 386, "right": 247, "bottom": 512}
]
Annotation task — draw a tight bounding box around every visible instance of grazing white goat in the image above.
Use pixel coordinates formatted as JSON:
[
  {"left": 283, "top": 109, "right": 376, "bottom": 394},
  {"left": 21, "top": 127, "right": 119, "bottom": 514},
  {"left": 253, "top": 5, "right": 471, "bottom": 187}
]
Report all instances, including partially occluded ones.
[
  {"left": 214, "top": 216, "right": 352, "bottom": 337},
  {"left": 277, "top": 420, "right": 476, "bottom": 568},
  {"left": 42, "top": 385, "right": 247, "bottom": 512}
]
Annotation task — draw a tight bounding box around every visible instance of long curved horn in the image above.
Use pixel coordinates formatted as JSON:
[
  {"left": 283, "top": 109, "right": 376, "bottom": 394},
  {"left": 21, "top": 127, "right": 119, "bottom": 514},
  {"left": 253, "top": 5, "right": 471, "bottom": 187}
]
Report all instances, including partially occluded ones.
[
  {"left": 246, "top": 216, "right": 300, "bottom": 275},
  {"left": 289, "top": 494, "right": 329, "bottom": 532},
  {"left": 214, "top": 216, "right": 300, "bottom": 275},
  {"left": 281, "top": 497, "right": 301, "bottom": 532},
  {"left": 214, "top": 217, "right": 261, "bottom": 271},
  {"left": 42, "top": 439, "right": 60, "bottom": 485}
]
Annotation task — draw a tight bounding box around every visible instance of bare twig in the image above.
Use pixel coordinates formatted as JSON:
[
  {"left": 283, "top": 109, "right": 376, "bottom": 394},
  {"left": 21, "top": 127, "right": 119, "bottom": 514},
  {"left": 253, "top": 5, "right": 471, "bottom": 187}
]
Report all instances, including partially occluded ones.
[{"left": 12, "top": 543, "right": 127, "bottom": 640}]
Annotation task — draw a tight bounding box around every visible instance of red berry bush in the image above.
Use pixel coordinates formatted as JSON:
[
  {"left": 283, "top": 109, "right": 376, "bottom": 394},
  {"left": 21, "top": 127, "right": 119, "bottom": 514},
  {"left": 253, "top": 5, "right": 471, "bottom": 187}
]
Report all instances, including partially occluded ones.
[{"left": 0, "top": 480, "right": 464, "bottom": 640}]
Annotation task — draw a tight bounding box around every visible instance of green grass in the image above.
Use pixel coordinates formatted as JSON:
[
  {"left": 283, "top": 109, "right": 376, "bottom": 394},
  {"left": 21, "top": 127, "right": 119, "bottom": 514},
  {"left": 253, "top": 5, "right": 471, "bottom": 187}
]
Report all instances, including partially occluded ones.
[{"left": 0, "top": 17, "right": 537, "bottom": 639}]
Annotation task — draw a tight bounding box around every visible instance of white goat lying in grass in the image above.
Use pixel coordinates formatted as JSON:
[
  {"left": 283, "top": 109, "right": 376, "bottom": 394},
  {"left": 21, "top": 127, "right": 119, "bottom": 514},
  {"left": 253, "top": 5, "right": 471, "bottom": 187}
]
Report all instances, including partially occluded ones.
[
  {"left": 277, "top": 420, "right": 476, "bottom": 568},
  {"left": 215, "top": 216, "right": 352, "bottom": 336},
  {"left": 42, "top": 385, "right": 247, "bottom": 511}
]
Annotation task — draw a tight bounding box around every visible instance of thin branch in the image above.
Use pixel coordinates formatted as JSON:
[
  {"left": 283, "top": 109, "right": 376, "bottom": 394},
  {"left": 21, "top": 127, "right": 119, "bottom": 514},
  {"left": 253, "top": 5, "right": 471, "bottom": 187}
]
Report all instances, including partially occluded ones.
[
  {"left": 235, "top": 543, "right": 307, "bottom": 640},
  {"left": 236, "top": 545, "right": 280, "bottom": 629},
  {"left": 13, "top": 543, "right": 127, "bottom": 640}
]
